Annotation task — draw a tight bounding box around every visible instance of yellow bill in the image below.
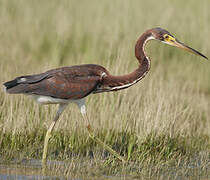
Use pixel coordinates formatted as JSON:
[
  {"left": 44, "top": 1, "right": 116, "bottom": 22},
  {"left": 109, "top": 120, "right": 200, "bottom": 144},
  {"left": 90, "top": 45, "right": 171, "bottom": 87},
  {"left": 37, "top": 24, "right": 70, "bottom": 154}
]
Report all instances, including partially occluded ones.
[{"left": 163, "top": 34, "right": 208, "bottom": 59}]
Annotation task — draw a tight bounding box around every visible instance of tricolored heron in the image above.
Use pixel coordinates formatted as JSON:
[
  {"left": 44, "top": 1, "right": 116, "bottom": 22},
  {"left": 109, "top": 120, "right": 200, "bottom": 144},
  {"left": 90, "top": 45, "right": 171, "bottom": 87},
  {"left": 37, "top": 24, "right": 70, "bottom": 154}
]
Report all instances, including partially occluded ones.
[{"left": 3, "top": 28, "right": 207, "bottom": 167}]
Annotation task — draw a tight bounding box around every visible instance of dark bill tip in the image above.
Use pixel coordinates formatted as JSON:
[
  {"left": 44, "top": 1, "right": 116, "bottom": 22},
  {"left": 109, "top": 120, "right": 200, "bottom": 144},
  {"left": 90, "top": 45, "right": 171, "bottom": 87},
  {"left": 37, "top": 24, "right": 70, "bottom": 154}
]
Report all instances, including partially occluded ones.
[
  {"left": 186, "top": 44, "right": 208, "bottom": 60},
  {"left": 176, "top": 39, "right": 208, "bottom": 60}
]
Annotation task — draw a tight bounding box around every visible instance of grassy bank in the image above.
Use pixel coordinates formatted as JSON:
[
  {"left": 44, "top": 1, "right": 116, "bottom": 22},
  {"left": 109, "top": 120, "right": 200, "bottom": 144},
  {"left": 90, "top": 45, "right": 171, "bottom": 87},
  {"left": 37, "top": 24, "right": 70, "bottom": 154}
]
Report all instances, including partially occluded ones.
[
  {"left": 0, "top": 130, "right": 209, "bottom": 178},
  {"left": 0, "top": 0, "right": 209, "bottom": 178}
]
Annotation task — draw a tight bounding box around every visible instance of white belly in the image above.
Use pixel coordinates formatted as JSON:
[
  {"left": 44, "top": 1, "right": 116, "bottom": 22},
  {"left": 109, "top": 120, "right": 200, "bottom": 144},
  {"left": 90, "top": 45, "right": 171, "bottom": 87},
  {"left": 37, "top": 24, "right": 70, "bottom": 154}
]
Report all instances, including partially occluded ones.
[
  {"left": 29, "top": 95, "right": 86, "bottom": 115},
  {"left": 30, "top": 95, "right": 72, "bottom": 105}
]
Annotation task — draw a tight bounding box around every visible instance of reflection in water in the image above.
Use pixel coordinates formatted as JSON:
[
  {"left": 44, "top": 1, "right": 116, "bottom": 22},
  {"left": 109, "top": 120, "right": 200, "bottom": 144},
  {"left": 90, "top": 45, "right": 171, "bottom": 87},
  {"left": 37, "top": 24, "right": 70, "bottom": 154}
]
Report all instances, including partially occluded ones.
[
  {"left": 0, "top": 160, "right": 73, "bottom": 180},
  {"left": 0, "top": 174, "right": 67, "bottom": 180},
  {"left": 0, "top": 157, "right": 209, "bottom": 180}
]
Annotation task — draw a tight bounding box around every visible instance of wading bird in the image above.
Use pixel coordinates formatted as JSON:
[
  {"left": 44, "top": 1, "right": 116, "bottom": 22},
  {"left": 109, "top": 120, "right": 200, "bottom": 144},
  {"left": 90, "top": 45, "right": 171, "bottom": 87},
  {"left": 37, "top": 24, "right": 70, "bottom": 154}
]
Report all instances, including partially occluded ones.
[{"left": 3, "top": 28, "right": 207, "bottom": 167}]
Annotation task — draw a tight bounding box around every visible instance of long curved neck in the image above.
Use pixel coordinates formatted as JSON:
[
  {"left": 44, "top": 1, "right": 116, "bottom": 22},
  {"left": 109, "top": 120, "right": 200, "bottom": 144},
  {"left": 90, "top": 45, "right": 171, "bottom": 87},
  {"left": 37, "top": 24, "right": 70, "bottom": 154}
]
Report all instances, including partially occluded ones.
[
  {"left": 135, "top": 31, "right": 153, "bottom": 64},
  {"left": 95, "top": 31, "right": 154, "bottom": 93}
]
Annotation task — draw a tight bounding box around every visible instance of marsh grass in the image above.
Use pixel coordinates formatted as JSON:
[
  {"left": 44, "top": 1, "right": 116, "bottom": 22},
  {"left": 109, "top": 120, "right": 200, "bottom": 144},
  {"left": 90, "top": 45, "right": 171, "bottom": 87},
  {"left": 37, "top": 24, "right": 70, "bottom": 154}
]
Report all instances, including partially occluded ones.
[{"left": 0, "top": 0, "right": 210, "bottom": 178}]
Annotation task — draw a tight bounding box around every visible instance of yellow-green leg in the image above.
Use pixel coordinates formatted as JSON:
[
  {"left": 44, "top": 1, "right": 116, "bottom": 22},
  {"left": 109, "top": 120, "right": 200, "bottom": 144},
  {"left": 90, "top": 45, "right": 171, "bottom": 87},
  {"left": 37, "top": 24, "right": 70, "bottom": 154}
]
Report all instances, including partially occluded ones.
[
  {"left": 79, "top": 105, "right": 126, "bottom": 163},
  {"left": 42, "top": 104, "right": 68, "bottom": 173},
  {"left": 42, "top": 99, "right": 125, "bottom": 175}
]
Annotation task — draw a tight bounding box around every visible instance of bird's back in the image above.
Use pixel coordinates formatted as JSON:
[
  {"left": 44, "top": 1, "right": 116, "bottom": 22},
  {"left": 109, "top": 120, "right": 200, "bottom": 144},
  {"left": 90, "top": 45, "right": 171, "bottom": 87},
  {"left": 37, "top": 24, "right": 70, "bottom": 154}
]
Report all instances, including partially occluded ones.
[{"left": 4, "top": 64, "right": 108, "bottom": 100}]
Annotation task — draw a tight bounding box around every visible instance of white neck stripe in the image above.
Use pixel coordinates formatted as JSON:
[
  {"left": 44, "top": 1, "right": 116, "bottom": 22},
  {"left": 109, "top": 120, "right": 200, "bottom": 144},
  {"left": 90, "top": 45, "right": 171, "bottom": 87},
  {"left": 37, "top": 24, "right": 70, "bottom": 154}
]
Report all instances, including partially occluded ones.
[{"left": 110, "top": 36, "right": 154, "bottom": 91}]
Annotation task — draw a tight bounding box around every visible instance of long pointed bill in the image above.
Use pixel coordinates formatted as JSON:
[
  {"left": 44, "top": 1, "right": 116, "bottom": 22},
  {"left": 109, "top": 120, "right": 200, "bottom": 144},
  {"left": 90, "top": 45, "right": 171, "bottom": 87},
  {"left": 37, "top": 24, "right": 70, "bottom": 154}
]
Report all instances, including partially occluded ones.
[{"left": 164, "top": 36, "right": 208, "bottom": 60}]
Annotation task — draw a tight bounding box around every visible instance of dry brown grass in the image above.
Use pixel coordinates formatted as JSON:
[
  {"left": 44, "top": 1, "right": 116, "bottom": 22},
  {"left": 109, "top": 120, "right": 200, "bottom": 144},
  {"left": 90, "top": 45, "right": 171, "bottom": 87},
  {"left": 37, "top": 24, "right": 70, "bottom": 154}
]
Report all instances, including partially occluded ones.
[{"left": 0, "top": 0, "right": 209, "bottom": 178}]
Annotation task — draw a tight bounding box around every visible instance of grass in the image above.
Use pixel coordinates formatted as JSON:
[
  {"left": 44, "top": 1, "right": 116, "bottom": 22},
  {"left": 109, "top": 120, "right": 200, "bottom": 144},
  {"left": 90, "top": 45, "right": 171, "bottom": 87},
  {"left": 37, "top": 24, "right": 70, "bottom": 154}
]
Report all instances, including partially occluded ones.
[
  {"left": 0, "top": 130, "right": 209, "bottom": 178},
  {"left": 0, "top": 0, "right": 210, "bottom": 179}
]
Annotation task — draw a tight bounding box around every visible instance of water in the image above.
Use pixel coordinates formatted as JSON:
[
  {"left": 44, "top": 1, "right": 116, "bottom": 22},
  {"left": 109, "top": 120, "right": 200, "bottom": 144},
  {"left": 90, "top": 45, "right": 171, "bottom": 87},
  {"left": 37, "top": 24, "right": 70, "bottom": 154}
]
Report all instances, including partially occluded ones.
[
  {"left": 0, "top": 161, "right": 73, "bottom": 180},
  {"left": 0, "top": 158, "right": 209, "bottom": 180},
  {"left": 0, "top": 160, "right": 126, "bottom": 180}
]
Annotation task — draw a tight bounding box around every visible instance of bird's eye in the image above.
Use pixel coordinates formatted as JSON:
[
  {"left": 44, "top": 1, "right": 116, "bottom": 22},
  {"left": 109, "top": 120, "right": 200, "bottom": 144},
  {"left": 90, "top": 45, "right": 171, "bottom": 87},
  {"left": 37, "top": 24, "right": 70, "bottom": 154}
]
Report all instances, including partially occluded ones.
[{"left": 164, "top": 35, "right": 169, "bottom": 39}]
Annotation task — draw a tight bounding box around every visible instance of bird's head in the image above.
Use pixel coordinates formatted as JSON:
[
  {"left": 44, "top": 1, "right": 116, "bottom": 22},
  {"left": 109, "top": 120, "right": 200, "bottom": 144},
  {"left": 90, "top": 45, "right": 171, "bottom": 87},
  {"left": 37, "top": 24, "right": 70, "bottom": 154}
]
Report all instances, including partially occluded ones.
[{"left": 150, "top": 27, "right": 208, "bottom": 59}]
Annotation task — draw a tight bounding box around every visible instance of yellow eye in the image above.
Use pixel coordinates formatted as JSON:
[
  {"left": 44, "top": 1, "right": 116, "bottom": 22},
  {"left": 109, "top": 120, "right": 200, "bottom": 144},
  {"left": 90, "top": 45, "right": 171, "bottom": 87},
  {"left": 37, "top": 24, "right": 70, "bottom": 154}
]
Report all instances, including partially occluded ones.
[{"left": 164, "top": 35, "right": 169, "bottom": 39}]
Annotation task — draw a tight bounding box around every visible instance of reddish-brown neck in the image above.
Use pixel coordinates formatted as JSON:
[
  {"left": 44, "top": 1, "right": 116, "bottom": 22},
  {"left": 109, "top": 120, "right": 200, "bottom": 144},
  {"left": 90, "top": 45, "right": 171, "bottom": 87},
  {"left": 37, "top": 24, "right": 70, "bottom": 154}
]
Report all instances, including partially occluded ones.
[
  {"left": 135, "top": 30, "right": 152, "bottom": 64},
  {"left": 94, "top": 30, "right": 154, "bottom": 93}
]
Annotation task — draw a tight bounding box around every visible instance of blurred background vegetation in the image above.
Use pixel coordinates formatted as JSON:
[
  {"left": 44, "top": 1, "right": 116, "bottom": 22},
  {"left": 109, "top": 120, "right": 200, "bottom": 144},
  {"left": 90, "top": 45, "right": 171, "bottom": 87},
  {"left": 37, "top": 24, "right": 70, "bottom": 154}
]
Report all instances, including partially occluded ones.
[{"left": 0, "top": 0, "right": 209, "bottom": 178}]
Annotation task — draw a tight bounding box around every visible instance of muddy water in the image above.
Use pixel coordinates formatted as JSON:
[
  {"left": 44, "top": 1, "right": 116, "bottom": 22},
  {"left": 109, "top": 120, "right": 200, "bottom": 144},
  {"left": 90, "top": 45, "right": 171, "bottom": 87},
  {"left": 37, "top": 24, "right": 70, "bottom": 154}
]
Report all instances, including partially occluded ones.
[
  {"left": 0, "top": 160, "right": 126, "bottom": 180},
  {"left": 0, "top": 159, "right": 209, "bottom": 180},
  {"left": 0, "top": 161, "right": 63, "bottom": 179}
]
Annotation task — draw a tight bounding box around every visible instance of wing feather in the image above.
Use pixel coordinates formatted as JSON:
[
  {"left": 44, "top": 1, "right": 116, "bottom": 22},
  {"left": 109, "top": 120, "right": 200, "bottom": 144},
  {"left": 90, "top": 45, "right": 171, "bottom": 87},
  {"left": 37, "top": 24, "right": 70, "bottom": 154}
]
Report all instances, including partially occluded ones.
[{"left": 3, "top": 64, "right": 107, "bottom": 99}]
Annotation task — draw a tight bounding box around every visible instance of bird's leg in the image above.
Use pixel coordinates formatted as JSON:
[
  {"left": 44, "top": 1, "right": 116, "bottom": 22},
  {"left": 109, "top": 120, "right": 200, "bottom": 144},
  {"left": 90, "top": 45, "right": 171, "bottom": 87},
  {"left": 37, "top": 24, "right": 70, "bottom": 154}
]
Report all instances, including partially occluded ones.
[
  {"left": 82, "top": 113, "right": 125, "bottom": 162},
  {"left": 78, "top": 101, "right": 125, "bottom": 163},
  {"left": 42, "top": 103, "right": 68, "bottom": 169}
]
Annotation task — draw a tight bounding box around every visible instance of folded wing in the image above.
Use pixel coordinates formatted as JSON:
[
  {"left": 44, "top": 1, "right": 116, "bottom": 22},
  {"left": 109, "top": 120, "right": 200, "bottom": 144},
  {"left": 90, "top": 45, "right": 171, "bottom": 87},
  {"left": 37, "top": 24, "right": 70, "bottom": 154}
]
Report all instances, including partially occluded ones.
[{"left": 3, "top": 65, "right": 105, "bottom": 99}]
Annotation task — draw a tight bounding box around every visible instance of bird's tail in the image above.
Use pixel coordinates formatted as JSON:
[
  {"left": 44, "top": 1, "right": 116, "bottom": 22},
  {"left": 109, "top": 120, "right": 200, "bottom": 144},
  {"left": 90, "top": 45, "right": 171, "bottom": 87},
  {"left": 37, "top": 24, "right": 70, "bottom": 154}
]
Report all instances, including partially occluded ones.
[
  {"left": 3, "top": 77, "right": 26, "bottom": 94},
  {"left": 3, "top": 73, "right": 49, "bottom": 94},
  {"left": 4, "top": 79, "right": 18, "bottom": 89}
]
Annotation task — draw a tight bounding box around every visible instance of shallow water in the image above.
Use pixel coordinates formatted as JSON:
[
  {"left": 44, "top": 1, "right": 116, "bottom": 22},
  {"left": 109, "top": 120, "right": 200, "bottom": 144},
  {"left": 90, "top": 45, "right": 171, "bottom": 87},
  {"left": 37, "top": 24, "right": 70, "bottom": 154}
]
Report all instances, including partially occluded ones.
[
  {"left": 0, "top": 160, "right": 71, "bottom": 180},
  {"left": 0, "top": 160, "right": 127, "bottom": 180},
  {"left": 0, "top": 158, "right": 209, "bottom": 180}
]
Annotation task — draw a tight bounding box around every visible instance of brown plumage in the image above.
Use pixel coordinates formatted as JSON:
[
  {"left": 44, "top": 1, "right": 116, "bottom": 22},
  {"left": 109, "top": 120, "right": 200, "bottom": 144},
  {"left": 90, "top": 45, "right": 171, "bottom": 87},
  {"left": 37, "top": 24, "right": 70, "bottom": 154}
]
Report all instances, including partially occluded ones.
[
  {"left": 3, "top": 28, "right": 207, "bottom": 166},
  {"left": 4, "top": 65, "right": 107, "bottom": 99},
  {"left": 4, "top": 28, "right": 207, "bottom": 100},
  {"left": 4, "top": 36, "right": 151, "bottom": 98}
]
